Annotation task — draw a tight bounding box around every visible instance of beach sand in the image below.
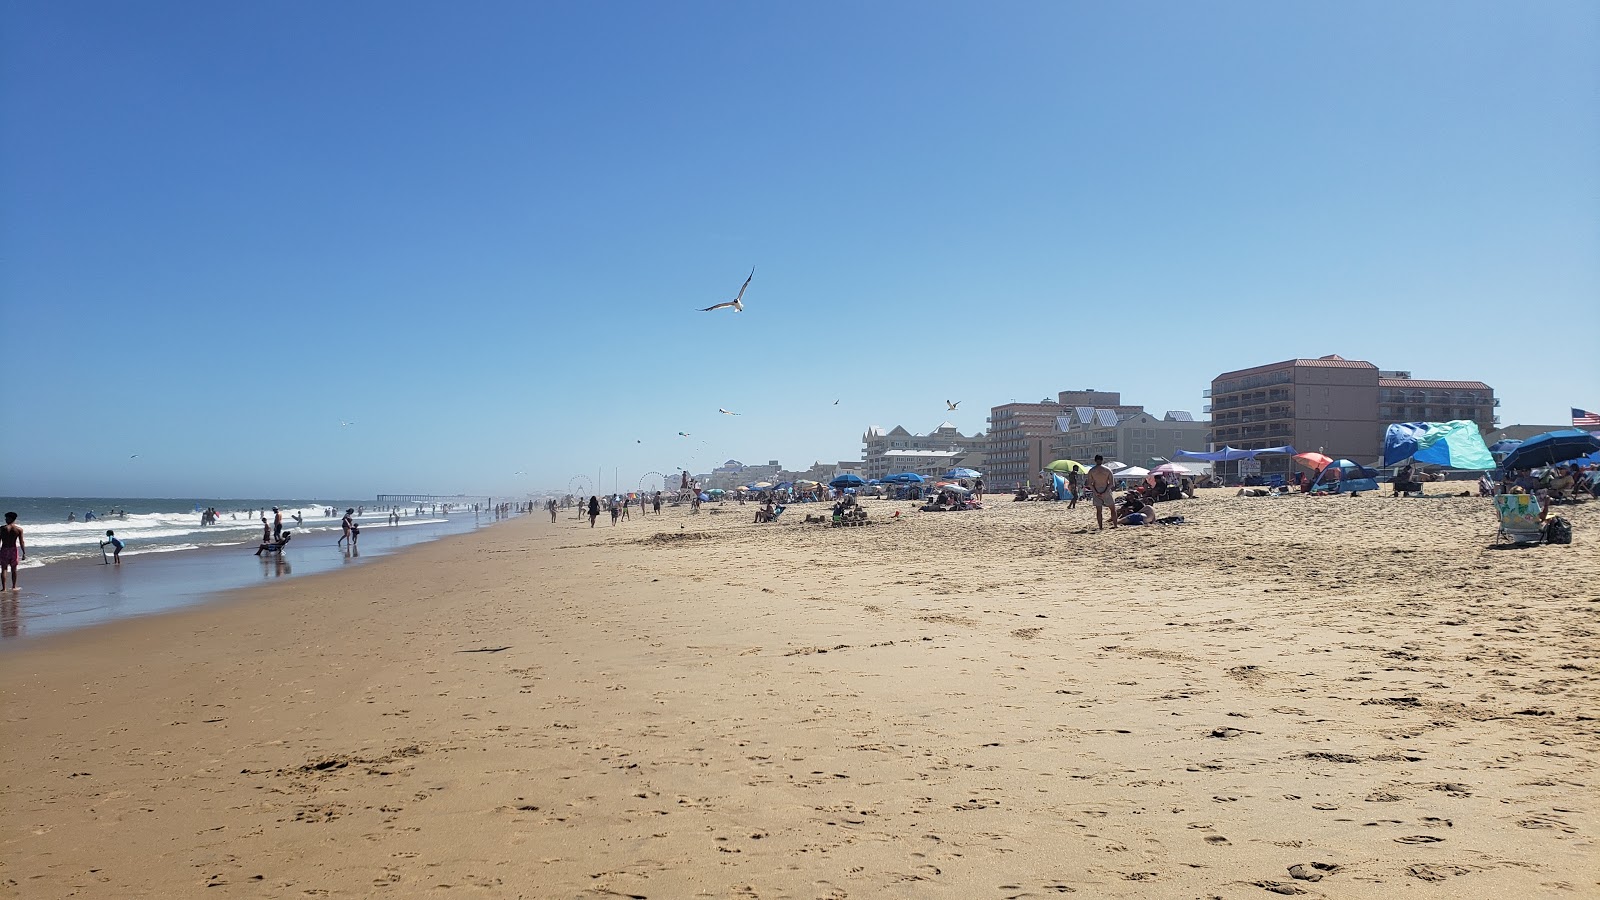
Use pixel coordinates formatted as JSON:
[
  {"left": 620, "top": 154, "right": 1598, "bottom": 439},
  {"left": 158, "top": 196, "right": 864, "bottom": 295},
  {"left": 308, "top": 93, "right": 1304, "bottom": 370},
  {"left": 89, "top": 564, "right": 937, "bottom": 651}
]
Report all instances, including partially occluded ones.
[{"left": 2, "top": 488, "right": 1596, "bottom": 898}]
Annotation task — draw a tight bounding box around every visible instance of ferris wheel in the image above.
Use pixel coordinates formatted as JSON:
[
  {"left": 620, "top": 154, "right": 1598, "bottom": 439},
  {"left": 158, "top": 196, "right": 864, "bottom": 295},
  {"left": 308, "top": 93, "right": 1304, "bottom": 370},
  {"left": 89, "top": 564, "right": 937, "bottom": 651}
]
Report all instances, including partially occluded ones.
[
  {"left": 638, "top": 471, "right": 666, "bottom": 494},
  {"left": 567, "top": 475, "right": 594, "bottom": 515}
]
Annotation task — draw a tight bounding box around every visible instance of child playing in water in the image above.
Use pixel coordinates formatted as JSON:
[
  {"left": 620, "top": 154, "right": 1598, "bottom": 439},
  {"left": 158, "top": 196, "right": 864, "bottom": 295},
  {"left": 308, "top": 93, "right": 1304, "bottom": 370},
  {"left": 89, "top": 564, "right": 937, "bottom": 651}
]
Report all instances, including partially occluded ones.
[{"left": 101, "top": 530, "right": 124, "bottom": 564}]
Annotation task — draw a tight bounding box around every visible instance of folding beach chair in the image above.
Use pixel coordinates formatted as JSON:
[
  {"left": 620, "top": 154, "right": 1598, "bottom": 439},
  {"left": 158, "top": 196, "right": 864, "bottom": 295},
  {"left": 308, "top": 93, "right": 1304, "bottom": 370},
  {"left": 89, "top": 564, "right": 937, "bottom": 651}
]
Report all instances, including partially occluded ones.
[{"left": 1493, "top": 494, "right": 1545, "bottom": 545}]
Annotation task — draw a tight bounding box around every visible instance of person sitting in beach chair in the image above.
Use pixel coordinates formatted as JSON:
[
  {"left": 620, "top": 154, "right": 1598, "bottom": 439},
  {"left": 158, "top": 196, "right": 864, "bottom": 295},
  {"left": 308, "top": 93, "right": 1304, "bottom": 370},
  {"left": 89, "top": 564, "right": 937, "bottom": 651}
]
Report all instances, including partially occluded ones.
[
  {"left": 1392, "top": 463, "right": 1424, "bottom": 496},
  {"left": 1545, "top": 465, "right": 1576, "bottom": 502},
  {"left": 255, "top": 530, "right": 292, "bottom": 556},
  {"left": 1493, "top": 491, "right": 1546, "bottom": 545}
]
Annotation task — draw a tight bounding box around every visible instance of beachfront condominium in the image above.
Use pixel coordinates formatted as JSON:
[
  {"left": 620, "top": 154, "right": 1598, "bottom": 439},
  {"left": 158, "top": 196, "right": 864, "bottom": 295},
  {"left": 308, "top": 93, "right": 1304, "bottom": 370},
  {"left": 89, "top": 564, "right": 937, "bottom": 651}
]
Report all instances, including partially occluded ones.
[
  {"left": 985, "top": 400, "right": 1063, "bottom": 491},
  {"left": 1375, "top": 371, "right": 1497, "bottom": 436},
  {"left": 1207, "top": 355, "right": 1496, "bottom": 476},
  {"left": 1053, "top": 408, "right": 1208, "bottom": 469},
  {"left": 860, "top": 423, "right": 986, "bottom": 481}
]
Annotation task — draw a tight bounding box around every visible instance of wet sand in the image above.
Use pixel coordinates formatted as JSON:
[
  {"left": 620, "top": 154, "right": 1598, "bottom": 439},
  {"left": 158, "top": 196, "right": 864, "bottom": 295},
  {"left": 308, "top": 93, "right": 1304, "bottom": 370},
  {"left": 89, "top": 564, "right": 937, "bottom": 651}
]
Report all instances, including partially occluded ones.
[{"left": 2, "top": 489, "right": 1596, "bottom": 898}]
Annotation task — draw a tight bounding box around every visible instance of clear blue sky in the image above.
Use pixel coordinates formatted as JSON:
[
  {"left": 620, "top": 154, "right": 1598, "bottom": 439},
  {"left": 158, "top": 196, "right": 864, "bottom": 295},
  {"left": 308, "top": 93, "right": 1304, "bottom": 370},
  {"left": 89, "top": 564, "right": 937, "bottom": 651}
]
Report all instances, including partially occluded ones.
[{"left": 4, "top": 1, "right": 1596, "bottom": 498}]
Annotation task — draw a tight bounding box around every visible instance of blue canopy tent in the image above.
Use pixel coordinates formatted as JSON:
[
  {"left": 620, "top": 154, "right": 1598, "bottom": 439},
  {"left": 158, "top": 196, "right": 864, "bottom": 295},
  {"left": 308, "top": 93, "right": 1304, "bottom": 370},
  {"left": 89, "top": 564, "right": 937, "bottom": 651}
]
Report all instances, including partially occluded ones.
[
  {"left": 1312, "top": 459, "right": 1380, "bottom": 494},
  {"left": 1383, "top": 421, "right": 1495, "bottom": 470},
  {"left": 1500, "top": 430, "right": 1600, "bottom": 471}
]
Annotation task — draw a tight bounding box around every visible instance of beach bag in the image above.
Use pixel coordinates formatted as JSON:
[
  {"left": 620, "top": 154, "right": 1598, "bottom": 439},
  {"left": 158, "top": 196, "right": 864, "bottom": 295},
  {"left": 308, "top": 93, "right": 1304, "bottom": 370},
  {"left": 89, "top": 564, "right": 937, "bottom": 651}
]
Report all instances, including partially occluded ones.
[{"left": 1545, "top": 517, "right": 1572, "bottom": 545}]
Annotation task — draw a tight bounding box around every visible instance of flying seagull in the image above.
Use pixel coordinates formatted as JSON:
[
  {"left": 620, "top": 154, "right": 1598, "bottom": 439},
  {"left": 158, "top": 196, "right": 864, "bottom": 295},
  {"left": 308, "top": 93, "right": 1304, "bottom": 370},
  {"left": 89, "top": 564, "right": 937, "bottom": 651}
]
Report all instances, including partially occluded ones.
[
  {"left": 129, "top": 454, "right": 139, "bottom": 459},
  {"left": 946, "top": 400, "right": 960, "bottom": 410},
  {"left": 719, "top": 408, "right": 740, "bottom": 416},
  {"left": 700, "top": 267, "right": 754, "bottom": 312},
  {"left": 678, "top": 431, "right": 691, "bottom": 436},
  {"left": 833, "top": 399, "right": 840, "bottom": 405},
  {"left": 340, "top": 420, "right": 355, "bottom": 427}
]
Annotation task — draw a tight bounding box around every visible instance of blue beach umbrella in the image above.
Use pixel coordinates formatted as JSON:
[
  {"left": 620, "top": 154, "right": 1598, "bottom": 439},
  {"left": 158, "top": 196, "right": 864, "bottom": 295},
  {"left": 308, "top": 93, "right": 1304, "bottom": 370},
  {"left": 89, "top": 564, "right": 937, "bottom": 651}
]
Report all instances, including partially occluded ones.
[
  {"left": 883, "top": 472, "right": 926, "bottom": 484},
  {"left": 829, "top": 474, "right": 867, "bottom": 488},
  {"left": 944, "top": 467, "right": 981, "bottom": 479},
  {"left": 1501, "top": 430, "right": 1600, "bottom": 471}
]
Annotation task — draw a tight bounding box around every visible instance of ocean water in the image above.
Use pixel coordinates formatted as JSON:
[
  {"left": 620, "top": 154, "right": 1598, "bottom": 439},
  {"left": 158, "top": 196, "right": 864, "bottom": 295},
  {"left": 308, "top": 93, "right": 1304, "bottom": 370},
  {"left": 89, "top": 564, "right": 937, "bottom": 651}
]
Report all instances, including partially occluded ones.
[
  {"left": 0, "top": 497, "right": 518, "bottom": 641},
  {"left": 0, "top": 497, "right": 453, "bottom": 567}
]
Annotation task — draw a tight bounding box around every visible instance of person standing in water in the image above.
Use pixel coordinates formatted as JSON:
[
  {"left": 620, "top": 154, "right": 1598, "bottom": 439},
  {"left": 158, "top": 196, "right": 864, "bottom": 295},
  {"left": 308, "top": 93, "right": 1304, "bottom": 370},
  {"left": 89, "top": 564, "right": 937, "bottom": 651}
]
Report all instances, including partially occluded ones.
[
  {"left": 100, "top": 530, "right": 124, "bottom": 564},
  {"left": 272, "top": 507, "right": 283, "bottom": 541},
  {"left": 1, "top": 512, "right": 25, "bottom": 590},
  {"left": 339, "top": 509, "right": 355, "bottom": 546}
]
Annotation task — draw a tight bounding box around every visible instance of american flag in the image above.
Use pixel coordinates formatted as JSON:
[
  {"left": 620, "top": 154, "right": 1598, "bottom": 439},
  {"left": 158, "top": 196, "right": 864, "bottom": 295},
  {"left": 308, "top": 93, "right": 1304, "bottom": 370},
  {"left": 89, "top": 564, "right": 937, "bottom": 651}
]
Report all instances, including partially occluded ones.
[{"left": 1574, "top": 408, "right": 1600, "bottom": 428}]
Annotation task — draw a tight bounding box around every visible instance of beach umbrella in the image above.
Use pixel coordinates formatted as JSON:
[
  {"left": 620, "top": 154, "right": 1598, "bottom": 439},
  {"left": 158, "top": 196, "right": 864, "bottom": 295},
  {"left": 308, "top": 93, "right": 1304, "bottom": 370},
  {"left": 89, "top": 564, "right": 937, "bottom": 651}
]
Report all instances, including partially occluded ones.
[
  {"left": 829, "top": 474, "right": 867, "bottom": 488},
  {"left": 944, "top": 467, "right": 982, "bottom": 479},
  {"left": 935, "top": 482, "right": 972, "bottom": 495},
  {"left": 751, "top": 481, "right": 774, "bottom": 489},
  {"left": 1150, "top": 462, "right": 1194, "bottom": 476},
  {"left": 1104, "top": 461, "right": 1127, "bottom": 471},
  {"left": 1044, "top": 459, "right": 1087, "bottom": 474},
  {"left": 707, "top": 488, "right": 725, "bottom": 495},
  {"left": 1294, "top": 451, "right": 1333, "bottom": 471},
  {"left": 795, "top": 479, "right": 820, "bottom": 487},
  {"left": 1114, "top": 466, "right": 1150, "bottom": 480},
  {"left": 1501, "top": 429, "right": 1600, "bottom": 470},
  {"left": 1382, "top": 421, "right": 1495, "bottom": 470},
  {"left": 883, "top": 472, "right": 926, "bottom": 483}
]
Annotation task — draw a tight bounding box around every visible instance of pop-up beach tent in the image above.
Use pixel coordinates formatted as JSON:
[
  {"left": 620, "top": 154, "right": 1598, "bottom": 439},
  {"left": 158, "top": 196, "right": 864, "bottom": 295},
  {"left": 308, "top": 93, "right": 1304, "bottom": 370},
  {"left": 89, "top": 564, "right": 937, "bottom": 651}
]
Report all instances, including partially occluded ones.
[
  {"left": 1312, "top": 459, "right": 1380, "bottom": 494},
  {"left": 1383, "top": 421, "right": 1495, "bottom": 470}
]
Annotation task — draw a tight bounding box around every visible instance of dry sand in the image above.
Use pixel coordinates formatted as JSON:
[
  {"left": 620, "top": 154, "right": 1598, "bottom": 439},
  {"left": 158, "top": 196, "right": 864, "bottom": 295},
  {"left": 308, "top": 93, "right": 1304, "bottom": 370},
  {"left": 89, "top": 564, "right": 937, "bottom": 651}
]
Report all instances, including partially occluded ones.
[{"left": 2, "top": 488, "right": 1596, "bottom": 898}]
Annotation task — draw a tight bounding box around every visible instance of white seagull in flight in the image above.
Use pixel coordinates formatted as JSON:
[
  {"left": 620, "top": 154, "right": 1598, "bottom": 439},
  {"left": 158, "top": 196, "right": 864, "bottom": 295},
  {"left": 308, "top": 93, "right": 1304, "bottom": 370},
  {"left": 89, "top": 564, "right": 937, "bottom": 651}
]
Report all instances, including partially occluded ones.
[
  {"left": 700, "top": 267, "right": 754, "bottom": 312},
  {"left": 719, "top": 408, "right": 740, "bottom": 416},
  {"left": 946, "top": 400, "right": 961, "bottom": 410}
]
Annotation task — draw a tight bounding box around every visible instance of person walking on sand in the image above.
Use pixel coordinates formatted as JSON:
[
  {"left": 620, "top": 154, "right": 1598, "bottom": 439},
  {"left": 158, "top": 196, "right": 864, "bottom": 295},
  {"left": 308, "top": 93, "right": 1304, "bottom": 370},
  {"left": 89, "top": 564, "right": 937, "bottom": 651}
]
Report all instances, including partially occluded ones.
[
  {"left": 652, "top": 492, "right": 662, "bottom": 515},
  {"left": 609, "top": 495, "right": 621, "bottom": 525},
  {"left": 1087, "top": 455, "right": 1117, "bottom": 530},
  {"left": 1, "top": 512, "right": 25, "bottom": 590},
  {"left": 587, "top": 495, "right": 600, "bottom": 528},
  {"left": 1067, "top": 468, "right": 1081, "bottom": 509},
  {"left": 100, "top": 529, "right": 124, "bottom": 564}
]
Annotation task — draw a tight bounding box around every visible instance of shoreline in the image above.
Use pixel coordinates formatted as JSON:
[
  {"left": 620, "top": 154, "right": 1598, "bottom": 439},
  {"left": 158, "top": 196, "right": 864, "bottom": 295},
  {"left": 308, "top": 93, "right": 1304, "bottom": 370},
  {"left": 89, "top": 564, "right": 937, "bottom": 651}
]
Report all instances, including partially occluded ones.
[
  {"left": 0, "top": 510, "right": 522, "bottom": 643},
  {"left": 2, "top": 493, "right": 1595, "bottom": 897}
]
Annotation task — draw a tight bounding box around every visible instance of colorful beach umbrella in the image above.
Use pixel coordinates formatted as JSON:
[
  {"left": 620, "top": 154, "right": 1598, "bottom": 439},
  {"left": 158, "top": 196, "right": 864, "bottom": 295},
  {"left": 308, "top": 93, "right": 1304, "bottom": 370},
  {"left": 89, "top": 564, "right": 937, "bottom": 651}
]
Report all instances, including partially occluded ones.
[
  {"left": 1382, "top": 421, "right": 1495, "bottom": 470},
  {"left": 1045, "top": 459, "right": 1087, "bottom": 474},
  {"left": 1294, "top": 451, "right": 1333, "bottom": 471},
  {"left": 1150, "top": 462, "right": 1195, "bottom": 476}
]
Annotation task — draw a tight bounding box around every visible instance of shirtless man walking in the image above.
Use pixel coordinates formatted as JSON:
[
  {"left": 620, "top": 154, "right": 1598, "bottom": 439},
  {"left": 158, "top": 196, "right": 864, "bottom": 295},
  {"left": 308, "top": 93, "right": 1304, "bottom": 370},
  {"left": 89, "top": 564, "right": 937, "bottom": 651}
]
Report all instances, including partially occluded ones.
[
  {"left": 1087, "top": 455, "right": 1117, "bottom": 530},
  {"left": 1, "top": 512, "right": 25, "bottom": 590}
]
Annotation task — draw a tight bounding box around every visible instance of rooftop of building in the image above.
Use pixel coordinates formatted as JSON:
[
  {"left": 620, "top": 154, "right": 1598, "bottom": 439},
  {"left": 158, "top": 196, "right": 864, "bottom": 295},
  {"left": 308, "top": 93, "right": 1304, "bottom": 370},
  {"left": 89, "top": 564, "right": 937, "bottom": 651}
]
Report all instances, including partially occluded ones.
[
  {"left": 1214, "top": 354, "right": 1379, "bottom": 381},
  {"left": 1377, "top": 378, "right": 1493, "bottom": 390}
]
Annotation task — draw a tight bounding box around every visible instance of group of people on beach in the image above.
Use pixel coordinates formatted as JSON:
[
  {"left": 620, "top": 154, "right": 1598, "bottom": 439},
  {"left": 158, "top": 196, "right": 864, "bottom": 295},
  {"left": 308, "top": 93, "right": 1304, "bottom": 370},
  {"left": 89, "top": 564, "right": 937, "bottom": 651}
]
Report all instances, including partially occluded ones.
[{"left": 581, "top": 493, "right": 664, "bottom": 527}]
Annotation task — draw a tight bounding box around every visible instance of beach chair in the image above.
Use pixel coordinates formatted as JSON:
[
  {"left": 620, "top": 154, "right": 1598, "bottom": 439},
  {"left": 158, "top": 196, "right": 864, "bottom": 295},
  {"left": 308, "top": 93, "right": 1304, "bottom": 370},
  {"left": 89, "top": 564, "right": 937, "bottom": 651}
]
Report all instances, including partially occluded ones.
[{"left": 1493, "top": 494, "right": 1544, "bottom": 545}]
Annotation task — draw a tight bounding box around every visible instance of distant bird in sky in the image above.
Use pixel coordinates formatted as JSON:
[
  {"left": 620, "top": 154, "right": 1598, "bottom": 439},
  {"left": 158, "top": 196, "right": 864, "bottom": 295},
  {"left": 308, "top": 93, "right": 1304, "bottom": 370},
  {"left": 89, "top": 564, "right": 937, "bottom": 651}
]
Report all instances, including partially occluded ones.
[
  {"left": 946, "top": 400, "right": 960, "bottom": 410},
  {"left": 340, "top": 420, "right": 355, "bottom": 427},
  {"left": 678, "top": 431, "right": 691, "bottom": 436},
  {"left": 129, "top": 454, "right": 139, "bottom": 458},
  {"left": 833, "top": 399, "right": 840, "bottom": 405},
  {"left": 700, "top": 267, "right": 754, "bottom": 313},
  {"left": 513, "top": 470, "right": 526, "bottom": 476},
  {"left": 719, "top": 408, "right": 740, "bottom": 416}
]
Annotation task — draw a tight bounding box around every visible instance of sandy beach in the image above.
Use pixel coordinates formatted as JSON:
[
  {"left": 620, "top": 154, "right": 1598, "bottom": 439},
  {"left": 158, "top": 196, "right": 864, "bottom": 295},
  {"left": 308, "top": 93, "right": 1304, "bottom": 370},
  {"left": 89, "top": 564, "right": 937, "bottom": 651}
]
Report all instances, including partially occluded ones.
[{"left": 2, "top": 489, "right": 1595, "bottom": 898}]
